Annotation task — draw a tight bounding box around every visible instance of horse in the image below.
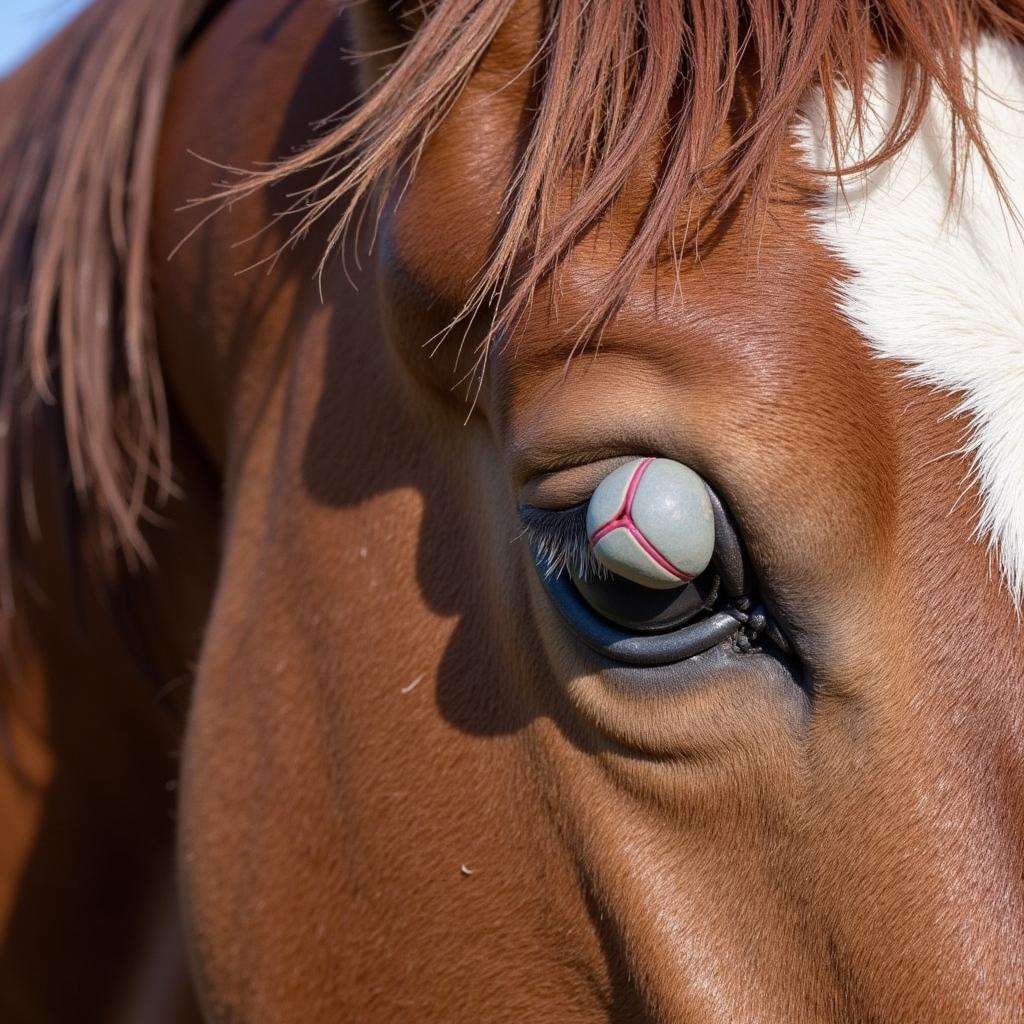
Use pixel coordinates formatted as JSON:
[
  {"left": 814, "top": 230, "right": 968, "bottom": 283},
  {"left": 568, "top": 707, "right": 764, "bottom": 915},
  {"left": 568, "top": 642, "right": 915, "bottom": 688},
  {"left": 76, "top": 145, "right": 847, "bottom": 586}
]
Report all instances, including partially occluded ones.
[{"left": 1, "top": 0, "right": 1023, "bottom": 1020}]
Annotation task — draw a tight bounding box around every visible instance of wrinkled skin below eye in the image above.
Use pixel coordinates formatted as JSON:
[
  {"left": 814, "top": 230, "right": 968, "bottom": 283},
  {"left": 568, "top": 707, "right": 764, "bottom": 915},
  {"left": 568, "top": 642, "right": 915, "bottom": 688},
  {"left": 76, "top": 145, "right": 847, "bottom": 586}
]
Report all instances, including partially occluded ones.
[{"left": 519, "top": 482, "right": 809, "bottom": 752}]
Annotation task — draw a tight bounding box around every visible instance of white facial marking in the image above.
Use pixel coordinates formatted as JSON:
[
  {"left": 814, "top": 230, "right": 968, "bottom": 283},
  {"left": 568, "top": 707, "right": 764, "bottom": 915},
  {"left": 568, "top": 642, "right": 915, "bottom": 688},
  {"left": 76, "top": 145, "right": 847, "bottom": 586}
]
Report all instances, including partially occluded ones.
[{"left": 798, "top": 37, "right": 1024, "bottom": 609}]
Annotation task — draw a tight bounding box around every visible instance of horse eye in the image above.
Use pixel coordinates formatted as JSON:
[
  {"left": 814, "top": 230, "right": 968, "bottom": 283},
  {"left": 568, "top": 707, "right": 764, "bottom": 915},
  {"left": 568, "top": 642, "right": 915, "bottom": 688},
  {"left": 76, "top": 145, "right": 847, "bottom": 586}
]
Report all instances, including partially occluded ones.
[{"left": 526, "top": 459, "right": 789, "bottom": 667}]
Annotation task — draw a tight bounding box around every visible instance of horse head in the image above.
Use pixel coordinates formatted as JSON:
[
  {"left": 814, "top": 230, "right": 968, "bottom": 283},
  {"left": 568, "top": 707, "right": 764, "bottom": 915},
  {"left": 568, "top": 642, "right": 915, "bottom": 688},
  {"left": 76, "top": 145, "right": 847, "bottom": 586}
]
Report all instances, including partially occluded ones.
[{"left": 2, "top": 0, "right": 1023, "bottom": 1020}]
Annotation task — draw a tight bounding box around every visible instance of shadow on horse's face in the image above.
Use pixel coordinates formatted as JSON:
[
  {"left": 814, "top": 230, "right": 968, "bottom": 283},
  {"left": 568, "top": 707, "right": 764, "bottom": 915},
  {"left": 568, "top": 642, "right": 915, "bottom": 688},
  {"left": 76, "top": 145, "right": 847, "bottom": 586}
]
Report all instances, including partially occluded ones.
[{"left": 160, "top": 2, "right": 1024, "bottom": 1021}]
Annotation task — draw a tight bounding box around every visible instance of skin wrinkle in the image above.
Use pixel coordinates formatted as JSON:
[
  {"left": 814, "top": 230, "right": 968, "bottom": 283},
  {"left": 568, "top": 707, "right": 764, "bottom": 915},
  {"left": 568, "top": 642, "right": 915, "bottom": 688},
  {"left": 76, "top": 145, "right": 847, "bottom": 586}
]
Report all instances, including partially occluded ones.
[{"left": 1, "top": 0, "right": 1024, "bottom": 1021}]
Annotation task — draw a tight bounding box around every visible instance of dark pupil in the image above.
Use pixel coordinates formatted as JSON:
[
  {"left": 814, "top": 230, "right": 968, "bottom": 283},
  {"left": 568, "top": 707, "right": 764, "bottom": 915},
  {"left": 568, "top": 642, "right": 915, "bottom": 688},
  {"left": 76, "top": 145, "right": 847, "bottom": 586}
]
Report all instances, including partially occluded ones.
[{"left": 569, "top": 566, "right": 719, "bottom": 633}]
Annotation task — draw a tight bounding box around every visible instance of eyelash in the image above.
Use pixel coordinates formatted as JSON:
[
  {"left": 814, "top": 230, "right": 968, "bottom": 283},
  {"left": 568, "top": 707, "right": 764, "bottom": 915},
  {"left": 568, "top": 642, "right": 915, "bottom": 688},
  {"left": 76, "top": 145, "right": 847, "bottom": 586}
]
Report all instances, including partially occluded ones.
[{"left": 516, "top": 503, "right": 612, "bottom": 582}]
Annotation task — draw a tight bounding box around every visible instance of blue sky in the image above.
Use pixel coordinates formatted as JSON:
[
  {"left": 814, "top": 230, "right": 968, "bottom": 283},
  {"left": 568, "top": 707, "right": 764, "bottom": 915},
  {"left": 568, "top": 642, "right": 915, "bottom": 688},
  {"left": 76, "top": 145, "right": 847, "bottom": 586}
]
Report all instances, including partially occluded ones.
[{"left": 0, "top": 0, "right": 92, "bottom": 77}]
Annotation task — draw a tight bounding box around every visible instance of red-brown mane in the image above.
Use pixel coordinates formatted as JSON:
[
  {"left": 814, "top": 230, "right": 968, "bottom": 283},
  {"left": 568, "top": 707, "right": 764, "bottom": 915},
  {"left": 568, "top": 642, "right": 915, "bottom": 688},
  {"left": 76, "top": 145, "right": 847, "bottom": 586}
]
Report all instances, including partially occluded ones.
[
  {"left": 0, "top": 0, "right": 210, "bottom": 613},
  {"left": 2, "top": 0, "right": 1023, "bottom": 612}
]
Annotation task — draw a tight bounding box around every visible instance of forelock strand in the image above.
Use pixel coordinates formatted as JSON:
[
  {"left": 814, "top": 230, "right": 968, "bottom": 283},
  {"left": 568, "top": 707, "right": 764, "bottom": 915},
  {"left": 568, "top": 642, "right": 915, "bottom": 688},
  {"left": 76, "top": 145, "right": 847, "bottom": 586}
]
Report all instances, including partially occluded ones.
[{"left": 203, "top": 0, "right": 1024, "bottom": 386}]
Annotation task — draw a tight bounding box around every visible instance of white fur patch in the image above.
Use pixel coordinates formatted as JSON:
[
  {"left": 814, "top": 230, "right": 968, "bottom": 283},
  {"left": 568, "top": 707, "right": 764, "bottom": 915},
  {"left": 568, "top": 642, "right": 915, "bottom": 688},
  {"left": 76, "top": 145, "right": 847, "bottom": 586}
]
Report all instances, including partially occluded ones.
[{"left": 797, "top": 37, "right": 1024, "bottom": 609}]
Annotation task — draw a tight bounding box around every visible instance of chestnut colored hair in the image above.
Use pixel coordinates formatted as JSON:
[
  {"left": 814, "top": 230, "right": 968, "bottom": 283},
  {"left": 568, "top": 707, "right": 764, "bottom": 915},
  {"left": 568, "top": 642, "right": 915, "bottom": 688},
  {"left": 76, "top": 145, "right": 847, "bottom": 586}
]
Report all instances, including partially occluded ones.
[
  {"left": 0, "top": 0, "right": 208, "bottom": 612},
  {"left": 2, "top": 0, "right": 1023, "bottom": 610}
]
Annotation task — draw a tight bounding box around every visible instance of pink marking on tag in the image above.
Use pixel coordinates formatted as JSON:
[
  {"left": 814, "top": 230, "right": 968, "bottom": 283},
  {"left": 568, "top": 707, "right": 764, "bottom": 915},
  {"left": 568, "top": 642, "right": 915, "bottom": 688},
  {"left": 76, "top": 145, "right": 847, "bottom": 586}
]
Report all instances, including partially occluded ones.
[
  {"left": 624, "top": 522, "right": 693, "bottom": 582},
  {"left": 588, "top": 457, "right": 654, "bottom": 545},
  {"left": 588, "top": 457, "right": 693, "bottom": 583}
]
